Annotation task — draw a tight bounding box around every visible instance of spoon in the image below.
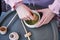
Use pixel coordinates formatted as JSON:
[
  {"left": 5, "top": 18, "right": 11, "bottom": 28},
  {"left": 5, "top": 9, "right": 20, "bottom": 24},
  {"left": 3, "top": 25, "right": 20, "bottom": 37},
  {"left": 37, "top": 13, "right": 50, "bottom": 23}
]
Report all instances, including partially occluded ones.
[{"left": 0, "top": 13, "right": 17, "bottom": 35}]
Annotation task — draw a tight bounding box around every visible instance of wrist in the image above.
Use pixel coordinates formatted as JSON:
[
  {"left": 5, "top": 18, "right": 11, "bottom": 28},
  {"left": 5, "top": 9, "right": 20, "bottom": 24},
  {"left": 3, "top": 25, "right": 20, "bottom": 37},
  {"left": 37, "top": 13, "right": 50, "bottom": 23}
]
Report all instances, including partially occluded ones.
[
  {"left": 13, "top": 1, "right": 23, "bottom": 10},
  {"left": 48, "top": 0, "right": 59, "bottom": 15},
  {"left": 48, "top": 8, "right": 56, "bottom": 16}
]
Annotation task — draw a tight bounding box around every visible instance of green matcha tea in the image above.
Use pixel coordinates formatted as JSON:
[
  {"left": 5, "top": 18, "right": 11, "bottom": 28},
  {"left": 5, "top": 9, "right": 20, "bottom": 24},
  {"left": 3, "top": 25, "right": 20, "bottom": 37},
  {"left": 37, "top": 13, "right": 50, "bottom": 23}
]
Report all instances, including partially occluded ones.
[{"left": 25, "top": 13, "right": 39, "bottom": 25}]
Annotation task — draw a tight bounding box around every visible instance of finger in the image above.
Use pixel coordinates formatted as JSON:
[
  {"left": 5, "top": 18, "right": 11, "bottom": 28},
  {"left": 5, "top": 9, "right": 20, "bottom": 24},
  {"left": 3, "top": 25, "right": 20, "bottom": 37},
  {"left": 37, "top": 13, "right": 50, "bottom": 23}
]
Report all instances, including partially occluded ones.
[
  {"left": 29, "top": 15, "right": 34, "bottom": 20},
  {"left": 23, "top": 16, "right": 31, "bottom": 20},
  {"left": 27, "top": 13, "right": 35, "bottom": 20},
  {"left": 39, "top": 17, "right": 46, "bottom": 27},
  {"left": 40, "top": 16, "right": 48, "bottom": 26},
  {"left": 20, "top": 16, "right": 28, "bottom": 20},
  {"left": 23, "top": 4, "right": 32, "bottom": 12},
  {"left": 36, "top": 9, "right": 43, "bottom": 12},
  {"left": 21, "top": 17, "right": 28, "bottom": 20},
  {"left": 39, "top": 14, "right": 50, "bottom": 26},
  {"left": 35, "top": 14, "right": 46, "bottom": 27},
  {"left": 39, "top": 14, "right": 46, "bottom": 24},
  {"left": 26, "top": 17, "right": 31, "bottom": 20},
  {"left": 42, "top": 14, "right": 54, "bottom": 25}
]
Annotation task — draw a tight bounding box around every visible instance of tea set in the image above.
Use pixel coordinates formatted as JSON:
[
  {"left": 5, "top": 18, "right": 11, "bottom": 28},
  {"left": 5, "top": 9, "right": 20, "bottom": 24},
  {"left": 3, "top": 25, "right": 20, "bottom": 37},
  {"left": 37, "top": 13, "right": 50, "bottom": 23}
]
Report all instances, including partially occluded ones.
[{"left": 0, "top": 10, "right": 40, "bottom": 40}]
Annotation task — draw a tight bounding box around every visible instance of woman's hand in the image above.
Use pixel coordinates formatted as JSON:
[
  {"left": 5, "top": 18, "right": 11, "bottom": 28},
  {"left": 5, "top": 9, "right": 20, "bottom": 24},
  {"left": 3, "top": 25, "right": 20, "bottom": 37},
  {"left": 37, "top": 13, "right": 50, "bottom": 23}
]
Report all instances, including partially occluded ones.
[
  {"left": 16, "top": 4, "right": 35, "bottom": 20},
  {"left": 35, "top": 8, "right": 55, "bottom": 27}
]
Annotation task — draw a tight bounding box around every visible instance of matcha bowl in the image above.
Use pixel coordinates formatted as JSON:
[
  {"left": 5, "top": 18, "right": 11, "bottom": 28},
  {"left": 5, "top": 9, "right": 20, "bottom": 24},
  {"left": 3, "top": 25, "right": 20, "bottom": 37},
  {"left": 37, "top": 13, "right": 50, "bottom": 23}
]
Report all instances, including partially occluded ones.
[{"left": 23, "top": 10, "right": 40, "bottom": 28}]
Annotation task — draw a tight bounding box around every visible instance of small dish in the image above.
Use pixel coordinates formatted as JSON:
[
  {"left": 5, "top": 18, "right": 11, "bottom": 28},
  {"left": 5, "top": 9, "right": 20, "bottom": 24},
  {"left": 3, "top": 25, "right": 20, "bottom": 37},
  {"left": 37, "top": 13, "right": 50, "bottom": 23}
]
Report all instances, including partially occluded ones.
[
  {"left": 9, "top": 32, "right": 19, "bottom": 40},
  {"left": 0, "top": 26, "right": 7, "bottom": 35}
]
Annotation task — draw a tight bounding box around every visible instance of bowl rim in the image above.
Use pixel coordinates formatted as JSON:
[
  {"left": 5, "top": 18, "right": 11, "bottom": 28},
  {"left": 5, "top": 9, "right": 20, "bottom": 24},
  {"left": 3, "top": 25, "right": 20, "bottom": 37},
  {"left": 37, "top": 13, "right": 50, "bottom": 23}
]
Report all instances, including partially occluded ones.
[{"left": 23, "top": 10, "right": 40, "bottom": 28}]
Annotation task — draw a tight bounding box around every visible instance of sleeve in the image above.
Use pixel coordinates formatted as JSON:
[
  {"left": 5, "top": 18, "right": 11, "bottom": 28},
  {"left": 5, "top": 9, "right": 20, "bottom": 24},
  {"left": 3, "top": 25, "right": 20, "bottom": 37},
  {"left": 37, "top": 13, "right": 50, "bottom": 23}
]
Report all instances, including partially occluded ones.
[
  {"left": 4, "top": 0, "right": 22, "bottom": 10},
  {"left": 48, "top": 0, "right": 60, "bottom": 15}
]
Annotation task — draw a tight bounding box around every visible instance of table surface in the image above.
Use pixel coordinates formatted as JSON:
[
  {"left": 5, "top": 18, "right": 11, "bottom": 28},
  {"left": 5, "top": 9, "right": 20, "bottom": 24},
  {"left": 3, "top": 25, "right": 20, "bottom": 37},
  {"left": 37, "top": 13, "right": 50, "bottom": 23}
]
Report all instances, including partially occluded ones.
[{"left": 0, "top": 11, "right": 58, "bottom": 40}]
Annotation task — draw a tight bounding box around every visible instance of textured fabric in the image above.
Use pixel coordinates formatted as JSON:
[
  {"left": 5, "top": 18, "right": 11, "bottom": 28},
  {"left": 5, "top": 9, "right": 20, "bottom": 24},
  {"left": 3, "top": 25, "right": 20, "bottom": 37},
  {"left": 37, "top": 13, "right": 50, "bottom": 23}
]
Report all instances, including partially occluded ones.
[
  {"left": 0, "top": 10, "right": 58, "bottom": 40},
  {"left": 1, "top": 0, "right": 11, "bottom": 12},
  {"left": 23, "top": 0, "right": 54, "bottom": 7},
  {"left": 0, "top": 4, "right": 59, "bottom": 40},
  {"left": 4, "top": 0, "right": 22, "bottom": 10},
  {"left": 4, "top": 0, "right": 60, "bottom": 15},
  {"left": 49, "top": 0, "right": 60, "bottom": 15},
  {"left": 4, "top": 0, "right": 54, "bottom": 10}
]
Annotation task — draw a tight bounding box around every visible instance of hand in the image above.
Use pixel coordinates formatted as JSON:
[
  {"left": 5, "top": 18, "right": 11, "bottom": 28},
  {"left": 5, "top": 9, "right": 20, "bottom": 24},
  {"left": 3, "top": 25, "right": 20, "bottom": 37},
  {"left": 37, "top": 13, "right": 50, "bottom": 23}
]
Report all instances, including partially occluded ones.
[
  {"left": 16, "top": 4, "right": 35, "bottom": 20},
  {"left": 35, "top": 8, "right": 55, "bottom": 27}
]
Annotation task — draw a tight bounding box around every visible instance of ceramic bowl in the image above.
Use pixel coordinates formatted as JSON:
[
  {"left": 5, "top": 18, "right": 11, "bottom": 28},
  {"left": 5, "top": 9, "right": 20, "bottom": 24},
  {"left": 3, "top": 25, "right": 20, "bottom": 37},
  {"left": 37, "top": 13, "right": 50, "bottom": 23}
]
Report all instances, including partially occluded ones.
[{"left": 23, "top": 10, "right": 40, "bottom": 28}]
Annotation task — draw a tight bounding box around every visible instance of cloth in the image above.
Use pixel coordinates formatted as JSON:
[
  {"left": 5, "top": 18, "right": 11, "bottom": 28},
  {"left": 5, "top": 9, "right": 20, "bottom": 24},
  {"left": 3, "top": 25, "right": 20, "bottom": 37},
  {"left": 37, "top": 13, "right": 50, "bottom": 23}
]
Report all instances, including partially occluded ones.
[
  {"left": 4, "top": 0, "right": 60, "bottom": 15},
  {"left": 1, "top": 0, "right": 11, "bottom": 12},
  {"left": 49, "top": 0, "right": 60, "bottom": 15},
  {"left": 4, "top": 0, "right": 53, "bottom": 10},
  {"left": 0, "top": 9, "right": 58, "bottom": 40}
]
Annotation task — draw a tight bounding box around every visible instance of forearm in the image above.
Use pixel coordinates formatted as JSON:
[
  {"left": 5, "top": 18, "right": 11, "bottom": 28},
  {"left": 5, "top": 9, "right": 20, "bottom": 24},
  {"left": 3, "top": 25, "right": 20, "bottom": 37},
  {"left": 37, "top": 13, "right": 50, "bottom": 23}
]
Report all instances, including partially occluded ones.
[{"left": 49, "top": 0, "right": 60, "bottom": 15}]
